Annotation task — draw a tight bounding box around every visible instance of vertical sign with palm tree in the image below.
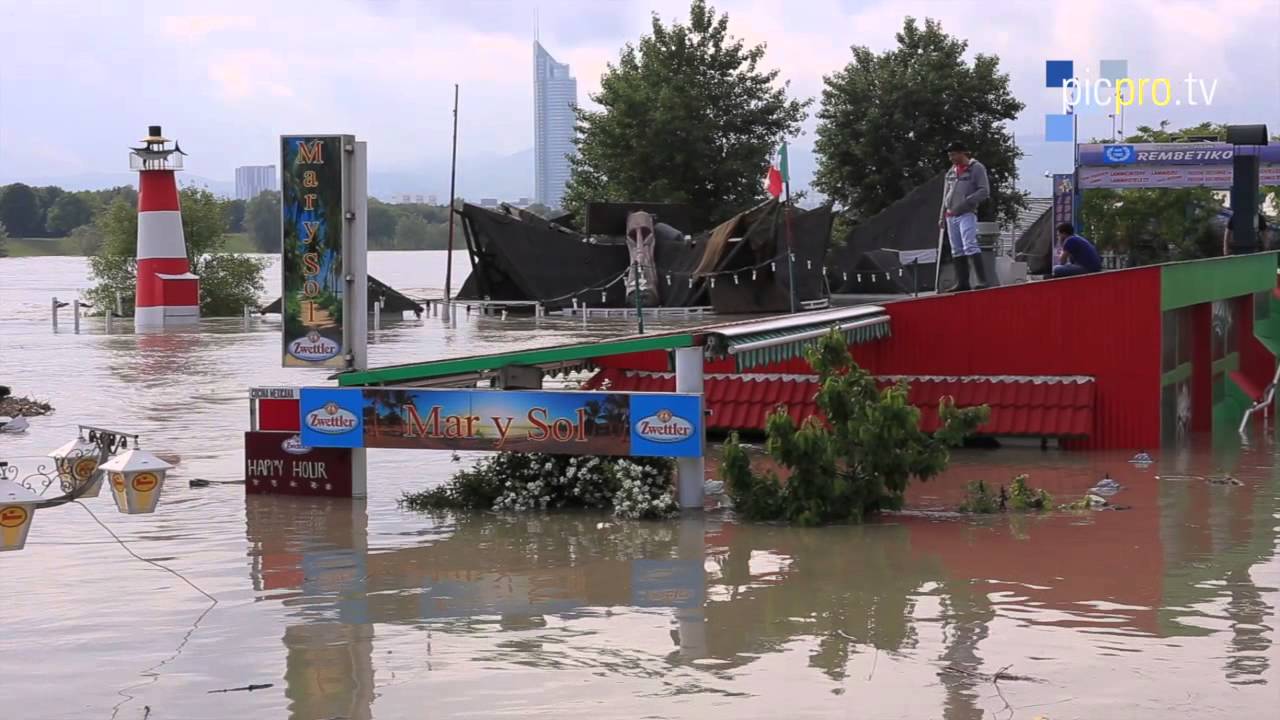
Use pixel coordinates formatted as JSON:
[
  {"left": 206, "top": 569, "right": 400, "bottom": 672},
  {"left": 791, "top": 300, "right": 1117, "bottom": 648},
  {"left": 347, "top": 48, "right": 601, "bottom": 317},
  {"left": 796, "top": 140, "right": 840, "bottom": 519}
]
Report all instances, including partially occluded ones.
[{"left": 281, "top": 135, "right": 347, "bottom": 368}]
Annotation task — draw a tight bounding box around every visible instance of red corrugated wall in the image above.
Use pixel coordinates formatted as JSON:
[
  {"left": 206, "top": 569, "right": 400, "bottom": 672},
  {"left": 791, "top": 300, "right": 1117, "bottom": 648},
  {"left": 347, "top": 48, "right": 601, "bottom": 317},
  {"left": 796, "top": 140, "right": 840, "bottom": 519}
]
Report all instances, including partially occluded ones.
[
  {"left": 699, "top": 270, "right": 1163, "bottom": 449},
  {"left": 853, "top": 270, "right": 1164, "bottom": 449}
]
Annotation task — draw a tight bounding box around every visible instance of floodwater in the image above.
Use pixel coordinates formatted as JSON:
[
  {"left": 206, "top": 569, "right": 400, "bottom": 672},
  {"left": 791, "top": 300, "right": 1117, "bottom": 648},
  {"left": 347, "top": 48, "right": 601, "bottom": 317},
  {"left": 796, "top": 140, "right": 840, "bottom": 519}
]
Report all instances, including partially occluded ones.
[{"left": 1, "top": 253, "right": 1277, "bottom": 719}]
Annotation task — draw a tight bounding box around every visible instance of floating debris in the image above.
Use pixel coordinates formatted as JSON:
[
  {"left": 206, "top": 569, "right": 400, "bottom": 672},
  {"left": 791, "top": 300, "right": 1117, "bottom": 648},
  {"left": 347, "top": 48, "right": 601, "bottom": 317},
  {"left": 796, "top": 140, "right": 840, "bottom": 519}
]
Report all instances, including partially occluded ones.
[
  {"left": 1090, "top": 474, "right": 1122, "bottom": 496},
  {"left": 0, "top": 395, "right": 54, "bottom": 418},
  {"left": 0, "top": 415, "right": 30, "bottom": 434},
  {"left": 207, "top": 683, "right": 273, "bottom": 694},
  {"left": 1129, "top": 450, "right": 1153, "bottom": 465},
  {"left": 1207, "top": 475, "right": 1244, "bottom": 487},
  {"left": 703, "top": 478, "right": 725, "bottom": 496}
]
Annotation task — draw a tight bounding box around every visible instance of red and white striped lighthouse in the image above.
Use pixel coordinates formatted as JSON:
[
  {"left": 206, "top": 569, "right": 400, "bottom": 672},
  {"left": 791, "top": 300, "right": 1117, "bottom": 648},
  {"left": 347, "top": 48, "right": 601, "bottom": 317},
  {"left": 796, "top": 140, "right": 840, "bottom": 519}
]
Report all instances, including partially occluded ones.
[{"left": 130, "top": 125, "right": 199, "bottom": 328}]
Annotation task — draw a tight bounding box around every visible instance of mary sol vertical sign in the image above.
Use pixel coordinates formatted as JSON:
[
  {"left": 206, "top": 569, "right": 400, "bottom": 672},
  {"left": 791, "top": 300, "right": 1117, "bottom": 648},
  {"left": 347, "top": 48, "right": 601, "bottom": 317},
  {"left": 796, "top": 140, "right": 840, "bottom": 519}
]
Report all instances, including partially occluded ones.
[{"left": 281, "top": 135, "right": 349, "bottom": 368}]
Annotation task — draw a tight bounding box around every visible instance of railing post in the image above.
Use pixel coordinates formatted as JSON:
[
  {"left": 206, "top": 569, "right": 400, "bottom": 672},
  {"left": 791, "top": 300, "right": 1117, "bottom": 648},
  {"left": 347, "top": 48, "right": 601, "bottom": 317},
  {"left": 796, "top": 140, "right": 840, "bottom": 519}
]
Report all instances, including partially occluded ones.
[
  {"left": 72, "top": 299, "right": 81, "bottom": 334},
  {"left": 51, "top": 297, "right": 58, "bottom": 332},
  {"left": 373, "top": 301, "right": 382, "bottom": 330}
]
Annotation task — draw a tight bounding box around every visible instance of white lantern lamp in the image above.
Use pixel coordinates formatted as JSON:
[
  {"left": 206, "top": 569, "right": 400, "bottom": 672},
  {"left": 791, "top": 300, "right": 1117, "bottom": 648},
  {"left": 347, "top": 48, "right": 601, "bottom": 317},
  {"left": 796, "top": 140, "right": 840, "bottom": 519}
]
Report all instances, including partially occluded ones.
[
  {"left": 48, "top": 436, "right": 105, "bottom": 498},
  {"left": 0, "top": 479, "right": 41, "bottom": 552},
  {"left": 99, "top": 449, "right": 172, "bottom": 515}
]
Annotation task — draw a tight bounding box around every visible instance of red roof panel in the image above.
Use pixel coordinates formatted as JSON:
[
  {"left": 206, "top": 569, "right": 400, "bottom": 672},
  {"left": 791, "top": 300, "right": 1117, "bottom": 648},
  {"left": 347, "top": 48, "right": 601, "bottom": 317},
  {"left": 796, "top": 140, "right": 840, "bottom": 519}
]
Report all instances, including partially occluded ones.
[{"left": 588, "top": 370, "right": 1095, "bottom": 438}]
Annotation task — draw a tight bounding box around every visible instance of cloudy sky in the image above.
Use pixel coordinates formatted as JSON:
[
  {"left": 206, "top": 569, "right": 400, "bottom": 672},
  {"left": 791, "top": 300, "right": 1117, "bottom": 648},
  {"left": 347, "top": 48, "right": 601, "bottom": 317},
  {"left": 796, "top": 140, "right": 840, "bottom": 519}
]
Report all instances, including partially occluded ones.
[{"left": 1, "top": 0, "right": 1277, "bottom": 196}]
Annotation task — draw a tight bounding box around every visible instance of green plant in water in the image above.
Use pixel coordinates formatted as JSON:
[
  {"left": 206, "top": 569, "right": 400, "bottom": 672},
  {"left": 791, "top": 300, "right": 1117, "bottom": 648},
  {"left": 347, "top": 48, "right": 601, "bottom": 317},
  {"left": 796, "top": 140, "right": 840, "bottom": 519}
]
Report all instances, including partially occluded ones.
[
  {"left": 958, "top": 474, "right": 1052, "bottom": 513},
  {"left": 1007, "top": 474, "right": 1051, "bottom": 511},
  {"left": 721, "top": 329, "right": 990, "bottom": 525}
]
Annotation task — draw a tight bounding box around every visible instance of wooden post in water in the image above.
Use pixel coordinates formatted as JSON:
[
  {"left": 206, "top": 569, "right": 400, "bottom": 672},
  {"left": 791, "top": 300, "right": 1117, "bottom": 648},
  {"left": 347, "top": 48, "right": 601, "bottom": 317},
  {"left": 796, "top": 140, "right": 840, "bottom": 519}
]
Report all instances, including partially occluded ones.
[
  {"left": 443, "top": 84, "right": 460, "bottom": 327},
  {"left": 51, "top": 297, "right": 58, "bottom": 332},
  {"left": 73, "top": 299, "right": 80, "bottom": 334}
]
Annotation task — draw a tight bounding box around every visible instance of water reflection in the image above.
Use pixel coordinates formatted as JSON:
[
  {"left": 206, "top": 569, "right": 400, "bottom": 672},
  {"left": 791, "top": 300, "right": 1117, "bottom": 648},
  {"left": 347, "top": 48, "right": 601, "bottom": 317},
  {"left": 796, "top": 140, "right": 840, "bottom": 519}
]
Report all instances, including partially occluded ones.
[{"left": 243, "top": 449, "right": 1276, "bottom": 719}]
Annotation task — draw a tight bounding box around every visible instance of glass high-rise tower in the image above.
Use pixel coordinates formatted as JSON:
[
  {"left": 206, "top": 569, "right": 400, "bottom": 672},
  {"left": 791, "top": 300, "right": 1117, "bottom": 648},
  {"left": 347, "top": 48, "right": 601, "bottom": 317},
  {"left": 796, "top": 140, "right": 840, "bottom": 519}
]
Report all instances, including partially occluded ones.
[{"left": 533, "top": 41, "right": 577, "bottom": 209}]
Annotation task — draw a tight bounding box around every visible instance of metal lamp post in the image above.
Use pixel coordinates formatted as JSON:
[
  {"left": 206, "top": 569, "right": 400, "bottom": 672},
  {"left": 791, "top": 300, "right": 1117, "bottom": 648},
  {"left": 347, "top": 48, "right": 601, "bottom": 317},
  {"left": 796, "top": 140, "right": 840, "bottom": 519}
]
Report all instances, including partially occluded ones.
[{"left": 0, "top": 425, "right": 170, "bottom": 550}]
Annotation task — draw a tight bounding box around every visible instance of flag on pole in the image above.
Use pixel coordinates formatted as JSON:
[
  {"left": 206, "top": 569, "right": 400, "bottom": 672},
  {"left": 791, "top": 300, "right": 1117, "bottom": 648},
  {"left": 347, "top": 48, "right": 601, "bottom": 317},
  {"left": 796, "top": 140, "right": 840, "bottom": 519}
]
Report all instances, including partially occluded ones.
[
  {"left": 766, "top": 165, "right": 782, "bottom": 198},
  {"left": 766, "top": 142, "right": 790, "bottom": 198}
]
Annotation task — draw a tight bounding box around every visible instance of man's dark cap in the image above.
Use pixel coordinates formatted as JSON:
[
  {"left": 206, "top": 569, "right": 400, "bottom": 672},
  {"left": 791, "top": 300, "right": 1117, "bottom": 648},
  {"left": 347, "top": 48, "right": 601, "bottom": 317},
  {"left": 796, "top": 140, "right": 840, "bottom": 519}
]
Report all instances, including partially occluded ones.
[{"left": 946, "top": 141, "right": 968, "bottom": 153}]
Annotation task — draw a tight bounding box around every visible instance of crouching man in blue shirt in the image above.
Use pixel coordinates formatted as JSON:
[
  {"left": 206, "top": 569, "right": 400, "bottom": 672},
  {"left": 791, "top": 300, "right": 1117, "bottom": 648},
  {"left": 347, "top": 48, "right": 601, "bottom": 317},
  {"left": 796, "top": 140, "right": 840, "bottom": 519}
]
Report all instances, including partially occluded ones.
[{"left": 1052, "top": 223, "right": 1103, "bottom": 278}]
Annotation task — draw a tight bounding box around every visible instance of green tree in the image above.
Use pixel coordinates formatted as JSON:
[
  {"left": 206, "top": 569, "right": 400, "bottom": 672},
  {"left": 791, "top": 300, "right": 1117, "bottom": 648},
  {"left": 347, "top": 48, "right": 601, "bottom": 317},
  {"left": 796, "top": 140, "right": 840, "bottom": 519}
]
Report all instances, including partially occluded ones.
[
  {"left": 721, "top": 329, "right": 988, "bottom": 525},
  {"left": 813, "top": 17, "right": 1025, "bottom": 225},
  {"left": 224, "top": 198, "right": 247, "bottom": 233},
  {"left": 367, "top": 198, "right": 398, "bottom": 245},
  {"left": 1080, "top": 122, "right": 1240, "bottom": 262},
  {"left": 0, "top": 183, "right": 41, "bottom": 237},
  {"left": 393, "top": 214, "right": 430, "bottom": 250},
  {"left": 562, "top": 0, "right": 808, "bottom": 228},
  {"left": 85, "top": 187, "right": 267, "bottom": 316},
  {"left": 45, "top": 192, "right": 93, "bottom": 235},
  {"left": 69, "top": 224, "right": 102, "bottom": 255},
  {"left": 245, "top": 190, "right": 281, "bottom": 252}
]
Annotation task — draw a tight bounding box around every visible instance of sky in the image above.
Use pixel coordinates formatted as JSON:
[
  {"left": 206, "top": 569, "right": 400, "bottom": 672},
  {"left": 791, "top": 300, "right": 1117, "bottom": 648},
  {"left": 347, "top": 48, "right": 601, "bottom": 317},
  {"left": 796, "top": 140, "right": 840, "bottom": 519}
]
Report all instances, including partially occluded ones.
[{"left": 1, "top": 0, "right": 1277, "bottom": 198}]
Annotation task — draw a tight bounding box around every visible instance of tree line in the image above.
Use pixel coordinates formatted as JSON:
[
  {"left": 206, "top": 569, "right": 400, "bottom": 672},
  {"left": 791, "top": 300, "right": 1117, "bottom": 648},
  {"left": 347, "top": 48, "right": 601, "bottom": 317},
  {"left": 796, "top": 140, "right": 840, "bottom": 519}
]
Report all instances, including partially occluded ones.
[{"left": 0, "top": 182, "right": 508, "bottom": 254}]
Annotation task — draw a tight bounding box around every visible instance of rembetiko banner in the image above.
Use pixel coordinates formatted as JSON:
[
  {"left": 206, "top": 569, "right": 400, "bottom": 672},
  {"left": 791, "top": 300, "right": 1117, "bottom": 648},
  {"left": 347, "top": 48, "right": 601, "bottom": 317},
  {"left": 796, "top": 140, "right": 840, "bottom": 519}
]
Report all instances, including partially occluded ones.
[
  {"left": 1077, "top": 142, "right": 1280, "bottom": 189},
  {"left": 298, "top": 387, "right": 703, "bottom": 458}
]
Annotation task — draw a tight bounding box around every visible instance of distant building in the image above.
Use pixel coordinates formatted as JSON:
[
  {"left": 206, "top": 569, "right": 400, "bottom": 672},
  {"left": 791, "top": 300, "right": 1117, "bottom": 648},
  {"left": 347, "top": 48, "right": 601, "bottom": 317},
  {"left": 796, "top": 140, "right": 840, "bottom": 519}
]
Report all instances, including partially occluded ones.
[
  {"left": 234, "top": 165, "right": 275, "bottom": 200},
  {"left": 533, "top": 41, "right": 577, "bottom": 209}
]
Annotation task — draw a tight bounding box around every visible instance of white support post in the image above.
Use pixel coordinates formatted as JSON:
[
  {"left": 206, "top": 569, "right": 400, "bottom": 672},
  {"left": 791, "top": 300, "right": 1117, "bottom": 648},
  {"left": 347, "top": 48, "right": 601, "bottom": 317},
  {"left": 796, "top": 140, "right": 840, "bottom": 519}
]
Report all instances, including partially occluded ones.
[
  {"left": 51, "top": 297, "right": 58, "bottom": 332},
  {"left": 104, "top": 308, "right": 113, "bottom": 334},
  {"left": 674, "top": 346, "right": 706, "bottom": 510},
  {"left": 72, "top": 299, "right": 81, "bottom": 334},
  {"left": 345, "top": 139, "right": 370, "bottom": 499},
  {"left": 373, "top": 301, "right": 382, "bottom": 330},
  {"left": 115, "top": 291, "right": 123, "bottom": 317},
  {"left": 243, "top": 304, "right": 251, "bottom": 328}
]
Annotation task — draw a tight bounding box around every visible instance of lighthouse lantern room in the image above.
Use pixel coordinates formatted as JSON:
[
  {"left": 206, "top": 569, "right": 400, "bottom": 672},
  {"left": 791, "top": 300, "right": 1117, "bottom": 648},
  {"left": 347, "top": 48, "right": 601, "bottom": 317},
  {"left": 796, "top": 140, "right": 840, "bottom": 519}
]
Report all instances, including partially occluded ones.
[{"left": 130, "top": 125, "right": 199, "bottom": 328}]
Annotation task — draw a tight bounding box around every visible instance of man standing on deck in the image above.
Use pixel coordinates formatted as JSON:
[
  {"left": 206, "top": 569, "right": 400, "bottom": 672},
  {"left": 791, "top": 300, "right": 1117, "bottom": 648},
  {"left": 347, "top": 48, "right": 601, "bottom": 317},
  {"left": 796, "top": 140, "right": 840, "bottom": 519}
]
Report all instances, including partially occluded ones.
[
  {"left": 938, "top": 141, "right": 991, "bottom": 291},
  {"left": 1052, "top": 223, "right": 1102, "bottom": 277}
]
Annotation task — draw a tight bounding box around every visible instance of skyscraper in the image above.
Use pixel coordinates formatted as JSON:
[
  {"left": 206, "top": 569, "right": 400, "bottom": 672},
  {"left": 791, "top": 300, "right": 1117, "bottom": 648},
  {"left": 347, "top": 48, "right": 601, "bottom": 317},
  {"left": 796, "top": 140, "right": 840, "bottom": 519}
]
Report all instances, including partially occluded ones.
[
  {"left": 235, "top": 165, "right": 276, "bottom": 200},
  {"left": 533, "top": 41, "right": 577, "bottom": 209}
]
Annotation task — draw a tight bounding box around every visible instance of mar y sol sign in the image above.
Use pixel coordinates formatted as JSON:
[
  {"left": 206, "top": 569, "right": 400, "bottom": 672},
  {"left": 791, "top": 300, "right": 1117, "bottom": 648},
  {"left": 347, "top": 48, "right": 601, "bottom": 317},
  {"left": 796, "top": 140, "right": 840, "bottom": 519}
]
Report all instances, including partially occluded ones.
[
  {"left": 281, "top": 135, "right": 349, "bottom": 368},
  {"left": 298, "top": 387, "right": 703, "bottom": 458}
]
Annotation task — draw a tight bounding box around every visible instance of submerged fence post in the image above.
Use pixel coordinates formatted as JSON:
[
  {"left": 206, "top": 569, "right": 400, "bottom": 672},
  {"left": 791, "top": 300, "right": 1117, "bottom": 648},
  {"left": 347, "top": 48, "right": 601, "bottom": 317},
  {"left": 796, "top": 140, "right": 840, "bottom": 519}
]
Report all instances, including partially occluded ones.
[
  {"left": 51, "top": 297, "right": 59, "bottom": 332},
  {"left": 72, "top": 299, "right": 80, "bottom": 334},
  {"left": 105, "top": 308, "right": 113, "bottom": 334},
  {"left": 373, "top": 301, "right": 382, "bottom": 330},
  {"left": 242, "top": 304, "right": 251, "bottom": 330},
  {"left": 115, "top": 291, "right": 123, "bottom": 317}
]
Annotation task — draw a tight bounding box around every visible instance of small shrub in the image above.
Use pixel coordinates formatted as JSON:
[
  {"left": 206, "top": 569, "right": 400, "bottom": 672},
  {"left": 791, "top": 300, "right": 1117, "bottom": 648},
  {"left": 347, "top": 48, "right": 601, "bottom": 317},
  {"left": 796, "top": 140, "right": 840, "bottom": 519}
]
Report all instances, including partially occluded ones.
[
  {"left": 958, "top": 480, "right": 1003, "bottom": 513},
  {"left": 722, "top": 329, "right": 989, "bottom": 525},
  {"left": 958, "top": 474, "right": 1052, "bottom": 514}
]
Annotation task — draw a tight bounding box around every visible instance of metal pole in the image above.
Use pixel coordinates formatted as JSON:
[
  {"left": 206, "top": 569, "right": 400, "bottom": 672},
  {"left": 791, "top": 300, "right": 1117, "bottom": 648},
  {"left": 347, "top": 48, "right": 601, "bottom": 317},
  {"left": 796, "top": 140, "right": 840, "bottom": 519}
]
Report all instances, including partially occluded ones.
[
  {"left": 373, "top": 300, "right": 382, "bottom": 330},
  {"left": 675, "top": 347, "right": 705, "bottom": 510},
  {"left": 443, "top": 83, "right": 460, "bottom": 327},
  {"left": 115, "top": 291, "right": 123, "bottom": 317},
  {"left": 72, "top": 299, "right": 80, "bottom": 334},
  {"left": 104, "top": 308, "right": 112, "bottom": 334},
  {"left": 346, "top": 139, "right": 370, "bottom": 499},
  {"left": 51, "top": 297, "right": 58, "bottom": 332},
  {"left": 783, "top": 180, "right": 797, "bottom": 314},
  {"left": 633, "top": 262, "right": 645, "bottom": 334}
]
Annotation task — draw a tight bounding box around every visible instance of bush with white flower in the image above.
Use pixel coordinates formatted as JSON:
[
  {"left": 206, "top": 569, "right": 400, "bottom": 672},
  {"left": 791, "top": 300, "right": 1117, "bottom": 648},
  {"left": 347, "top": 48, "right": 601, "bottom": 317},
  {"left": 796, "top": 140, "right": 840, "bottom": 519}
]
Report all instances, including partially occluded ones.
[{"left": 401, "top": 452, "right": 678, "bottom": 520}]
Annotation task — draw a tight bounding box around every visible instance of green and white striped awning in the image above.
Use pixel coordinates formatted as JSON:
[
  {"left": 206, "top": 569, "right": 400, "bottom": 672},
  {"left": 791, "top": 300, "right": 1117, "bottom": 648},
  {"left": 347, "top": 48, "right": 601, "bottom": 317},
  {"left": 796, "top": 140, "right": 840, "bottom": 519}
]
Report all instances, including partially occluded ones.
[{"left": 704, "top": 305, "right": 891, "bottom": 371}]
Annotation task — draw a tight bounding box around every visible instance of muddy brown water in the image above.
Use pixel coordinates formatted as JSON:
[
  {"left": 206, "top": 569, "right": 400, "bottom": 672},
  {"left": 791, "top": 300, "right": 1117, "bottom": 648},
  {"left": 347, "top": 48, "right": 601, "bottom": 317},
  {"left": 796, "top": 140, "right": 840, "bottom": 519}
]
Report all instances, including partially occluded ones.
[{"left": 1, "top": 254, "right": 1277, "bottom": 718}]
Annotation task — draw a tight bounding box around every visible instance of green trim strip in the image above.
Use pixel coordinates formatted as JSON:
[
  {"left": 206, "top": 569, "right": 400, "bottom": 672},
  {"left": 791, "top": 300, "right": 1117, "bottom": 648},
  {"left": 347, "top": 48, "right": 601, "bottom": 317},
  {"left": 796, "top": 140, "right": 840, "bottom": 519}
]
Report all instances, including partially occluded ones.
[
  {"left": 1211, "top": 352, "right": 1239, "bottom": 376},
  {"left": 1161, "top": 362, "right": 1193, "bottom": 387},
  {"left": 1161, "top": 252, "right": 1278, "bottom": 310},
  {"left": 337, "top": 333, "right": 696, "bottom": 386},
  {"left": 734, "top": 321, "right": 891, "bottom": 372}
]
